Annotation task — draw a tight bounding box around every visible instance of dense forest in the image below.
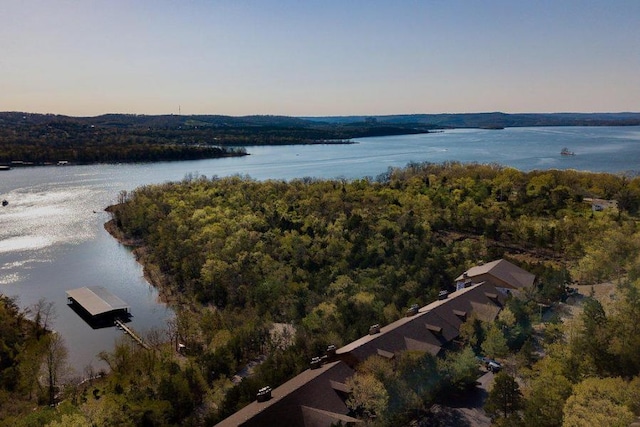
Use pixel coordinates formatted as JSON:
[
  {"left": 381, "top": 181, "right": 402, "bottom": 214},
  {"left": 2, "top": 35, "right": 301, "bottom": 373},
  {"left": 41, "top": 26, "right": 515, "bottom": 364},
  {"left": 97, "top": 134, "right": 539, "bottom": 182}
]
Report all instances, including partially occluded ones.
[
  {"left": 2, "top": 111, "right": 639, "bottom": 166},
  {"left": 0, "top": 296, "right": 71, "bottom": 423},
  {"left": 0, "top": 112, "right": 432, "bottom": 165},
  {"left": 3, "top": 162, "right": 640, "bottom": 425}
]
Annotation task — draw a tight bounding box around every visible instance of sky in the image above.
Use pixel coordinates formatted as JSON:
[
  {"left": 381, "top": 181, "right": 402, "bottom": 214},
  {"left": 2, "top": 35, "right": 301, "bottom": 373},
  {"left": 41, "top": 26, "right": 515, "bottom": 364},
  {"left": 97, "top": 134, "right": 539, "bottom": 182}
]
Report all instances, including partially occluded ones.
[{"left": 1, "top": 0, "right": 639, "bottom": 117}]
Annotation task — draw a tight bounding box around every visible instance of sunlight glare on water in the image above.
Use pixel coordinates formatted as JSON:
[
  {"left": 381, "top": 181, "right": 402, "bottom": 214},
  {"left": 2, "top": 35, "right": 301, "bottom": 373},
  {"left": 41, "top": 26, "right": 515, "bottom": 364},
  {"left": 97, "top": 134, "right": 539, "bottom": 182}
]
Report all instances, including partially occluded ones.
[
  {"left": 0, "top": 235, "right": 53, "bottom": 254},
  {"left": 0, "top": 185, "right": 97, "bottom": 255},
  {"left": 0, "top": 271, "right": 21, "bottom": 285}
]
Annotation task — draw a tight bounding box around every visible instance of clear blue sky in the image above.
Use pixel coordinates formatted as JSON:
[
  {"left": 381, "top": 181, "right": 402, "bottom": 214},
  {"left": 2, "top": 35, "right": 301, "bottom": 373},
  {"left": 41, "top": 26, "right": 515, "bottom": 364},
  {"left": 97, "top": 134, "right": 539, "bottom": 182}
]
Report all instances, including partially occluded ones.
[{"left": 1, "top": 0, "right": 638, "bottom": 116}]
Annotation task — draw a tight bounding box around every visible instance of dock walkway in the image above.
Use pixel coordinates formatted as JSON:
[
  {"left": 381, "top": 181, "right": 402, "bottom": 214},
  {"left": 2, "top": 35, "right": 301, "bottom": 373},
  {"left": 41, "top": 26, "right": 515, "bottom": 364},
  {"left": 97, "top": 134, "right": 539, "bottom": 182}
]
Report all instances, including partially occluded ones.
[{"left": 115, "top": 319, "right": 150, "bottom": 350}]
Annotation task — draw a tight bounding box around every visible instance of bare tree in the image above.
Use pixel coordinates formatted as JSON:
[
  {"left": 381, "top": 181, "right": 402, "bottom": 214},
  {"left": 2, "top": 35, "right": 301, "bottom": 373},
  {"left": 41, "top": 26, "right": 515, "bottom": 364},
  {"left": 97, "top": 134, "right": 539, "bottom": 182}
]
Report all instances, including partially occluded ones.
[
  {"left": 144, "top": 326, "right": 165, "bottom": 348},
  {"left": 29, "top": 298, "right": 56, "bottom": 338},
  {"left": 117, "top": 189, "right": 129, "bottom": 204},
  {"left": 166, "top": 316, "right": 179, "bottom": 352},
  {"left": 42, "top": 332, "right": 69, "bottom": 406}
]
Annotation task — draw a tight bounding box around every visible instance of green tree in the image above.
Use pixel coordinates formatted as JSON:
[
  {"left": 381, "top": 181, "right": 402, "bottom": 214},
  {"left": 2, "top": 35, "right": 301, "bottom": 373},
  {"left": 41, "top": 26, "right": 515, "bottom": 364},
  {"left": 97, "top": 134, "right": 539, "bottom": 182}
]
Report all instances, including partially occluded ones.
[
  {"left": 485, "top": 371, "right": 523, "bottom": 421},
  {"left": 346, "top": 372, "right": 389, "bottom": 420},
  {"left": 45, "top": 413, "right": 89, "bottom": 427},
  {"left": 481, "top": 324, "right": 509, "bottom": 358},
  {"left": 571, "top": 297, "right": 614, "bottom": 376},
  {"left": 608, "top": 280, "right": 640, "bottom": 376},
  {"left": 523, "top": 357, "right": 573, "bottom": 427},
  {"left": 97, "top": 163, "right": 640, "bottom": 426},
  {"left": 440, "top": 346, "right": 479, "bottom": 393},
  {"left": 458, "top": 313, "right": 486, "bottom": 352},
  {"left": 562, "top": 377, "right": 635, "bottom": 427},
  {"left": 396, "top": 351, "right": 440, "bottom": 405},
  {"left": 573, "top": 224, "right": 639, "bottom": 285}
]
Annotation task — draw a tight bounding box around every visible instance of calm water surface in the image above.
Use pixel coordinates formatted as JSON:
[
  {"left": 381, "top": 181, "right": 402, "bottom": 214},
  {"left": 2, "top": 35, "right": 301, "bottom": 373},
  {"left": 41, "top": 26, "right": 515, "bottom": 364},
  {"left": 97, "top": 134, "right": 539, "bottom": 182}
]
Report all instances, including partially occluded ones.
[{"left": 1, "top": 126, "right": 639, "bottom": 372}]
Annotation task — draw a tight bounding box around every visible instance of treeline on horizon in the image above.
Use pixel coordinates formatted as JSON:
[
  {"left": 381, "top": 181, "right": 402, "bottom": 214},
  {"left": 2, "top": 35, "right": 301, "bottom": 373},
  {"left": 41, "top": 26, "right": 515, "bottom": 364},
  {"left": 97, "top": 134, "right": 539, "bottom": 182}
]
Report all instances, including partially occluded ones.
[
  {"left": 0, "top": 112, "right": 432, "bottom": 165},
  {"left": 0, "top": 123, "right": 247, "bottom": 166},
  {"left": 303, "top": 111, "right": 640, "bottom": 127},
  {"left": 2, "top": 110, "right": 639, "bottom": 165},
  {"left": 3, "top": 111, "right": 640, "bottom": 128}
]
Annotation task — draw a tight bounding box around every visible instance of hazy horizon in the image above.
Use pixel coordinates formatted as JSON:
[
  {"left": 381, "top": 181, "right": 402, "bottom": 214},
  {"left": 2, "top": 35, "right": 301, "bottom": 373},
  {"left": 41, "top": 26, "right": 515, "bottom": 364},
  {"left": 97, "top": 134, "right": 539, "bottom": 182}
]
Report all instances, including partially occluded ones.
[
  {"left": 2, "top": 110, "right": 640, "bottom": 119},
  {"left": 2, "top": 1, "right": 639, "bottom": 117}
]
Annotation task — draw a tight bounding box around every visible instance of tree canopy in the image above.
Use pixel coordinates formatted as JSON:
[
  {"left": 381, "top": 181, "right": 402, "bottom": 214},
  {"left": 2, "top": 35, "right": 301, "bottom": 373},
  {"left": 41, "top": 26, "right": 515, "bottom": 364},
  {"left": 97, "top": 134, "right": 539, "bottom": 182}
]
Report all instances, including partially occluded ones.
[{"left": 4, "top": 161, "right": 640, "bottom": 425}]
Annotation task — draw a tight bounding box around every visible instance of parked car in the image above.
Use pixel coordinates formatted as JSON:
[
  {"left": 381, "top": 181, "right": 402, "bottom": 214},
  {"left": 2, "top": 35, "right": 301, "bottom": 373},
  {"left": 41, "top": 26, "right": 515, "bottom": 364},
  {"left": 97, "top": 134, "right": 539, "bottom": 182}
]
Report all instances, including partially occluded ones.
[
  {"left": 486, "top": 359, "right": 502, "bottom": 372},
  {"left": 477, "top": 356, "right": 502, "bottom": 372}
]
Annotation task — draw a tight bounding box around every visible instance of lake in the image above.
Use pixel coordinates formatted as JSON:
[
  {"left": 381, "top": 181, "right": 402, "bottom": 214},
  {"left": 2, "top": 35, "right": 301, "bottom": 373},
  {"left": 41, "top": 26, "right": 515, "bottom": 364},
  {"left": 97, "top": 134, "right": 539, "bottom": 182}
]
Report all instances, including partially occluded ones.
[{"left": 1, "top": 126, "right": 639, "bottom": 373}]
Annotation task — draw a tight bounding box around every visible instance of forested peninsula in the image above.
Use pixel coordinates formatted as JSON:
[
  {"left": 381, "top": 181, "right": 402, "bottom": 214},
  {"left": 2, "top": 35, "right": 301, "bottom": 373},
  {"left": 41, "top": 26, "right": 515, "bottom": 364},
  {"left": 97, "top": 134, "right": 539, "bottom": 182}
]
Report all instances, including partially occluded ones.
[
  {"left": 3, "top": 162, "right": 640, "bottom": 426},
  {"left": 0, "top": 112, "right": 432, "bottom": 166},
  {"left": 2, "top": 111, "right": 639, "bottom": 166},
  {"left": 99, "top": 162, "right": 639, "bottom": 425}
]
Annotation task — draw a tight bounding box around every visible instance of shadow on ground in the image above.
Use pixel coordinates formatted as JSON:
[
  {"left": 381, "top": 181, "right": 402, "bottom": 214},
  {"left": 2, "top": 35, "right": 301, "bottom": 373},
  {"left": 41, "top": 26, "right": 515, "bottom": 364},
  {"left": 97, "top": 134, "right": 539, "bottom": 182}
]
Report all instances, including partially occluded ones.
[{"left": 416, "top": 372, "right": 493, "bottom": 427}]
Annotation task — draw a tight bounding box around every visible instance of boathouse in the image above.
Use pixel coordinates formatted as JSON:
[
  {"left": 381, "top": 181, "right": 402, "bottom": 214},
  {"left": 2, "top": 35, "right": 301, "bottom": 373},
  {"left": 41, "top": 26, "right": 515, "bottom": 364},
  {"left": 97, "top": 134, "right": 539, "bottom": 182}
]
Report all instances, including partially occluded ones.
[{"left": 66, "top": 286, "right": 130, "bottom": 322}]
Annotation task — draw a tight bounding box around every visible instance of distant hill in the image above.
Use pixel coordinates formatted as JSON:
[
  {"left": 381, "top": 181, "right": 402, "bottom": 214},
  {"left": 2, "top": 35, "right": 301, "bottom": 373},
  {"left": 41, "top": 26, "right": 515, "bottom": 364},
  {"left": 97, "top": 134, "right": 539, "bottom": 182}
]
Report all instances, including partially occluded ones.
[
  {"left": 0, "top": 111, "right": 438, "bottom": 134},
  {"left": 0, "top": 112, "right": 433, "bottom": 165},
  {"left": 0, "top": 112, "right": 314, "bottom": 129},
  {"left": 0, "top": 112, "right": 435, "bottom": 147},
  {"left": 2, "top": 111, "right": 638, "bottom": 131},
  {"left": 302, "top": 112, "right": 640, "bottom": 128}
]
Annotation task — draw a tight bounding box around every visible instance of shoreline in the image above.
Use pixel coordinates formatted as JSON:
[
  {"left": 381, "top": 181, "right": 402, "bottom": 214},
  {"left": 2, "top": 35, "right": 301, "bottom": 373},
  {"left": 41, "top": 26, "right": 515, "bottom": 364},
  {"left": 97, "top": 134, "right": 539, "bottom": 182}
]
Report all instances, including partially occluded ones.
[
  {"left": 103, "top": 216, "right": 181, "bottom": 307},
  {"left": 2, "top": 151, "right": 249, "bottom": 169}
]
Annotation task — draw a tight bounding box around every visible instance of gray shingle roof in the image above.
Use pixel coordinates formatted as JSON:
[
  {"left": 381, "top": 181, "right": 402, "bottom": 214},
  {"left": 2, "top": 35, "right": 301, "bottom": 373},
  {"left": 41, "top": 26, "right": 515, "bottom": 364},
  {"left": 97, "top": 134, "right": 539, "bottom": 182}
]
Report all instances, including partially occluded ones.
[{"left": 66, "top": 286, "right": 129, "bottom": 316}]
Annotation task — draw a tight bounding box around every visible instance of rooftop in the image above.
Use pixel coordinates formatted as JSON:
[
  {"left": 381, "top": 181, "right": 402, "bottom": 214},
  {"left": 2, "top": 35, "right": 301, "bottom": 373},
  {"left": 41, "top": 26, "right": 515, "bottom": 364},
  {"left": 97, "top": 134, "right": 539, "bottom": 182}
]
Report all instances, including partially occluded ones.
[
  {"left": 66, "top": 286, "right": 129, "bottom": 317},
  {"left": 216, "top": 360, "right": 358, "bottom": 426},
  {"left": 456, "top": 259, "right": 535, "bottom": 290},
  {"left": 336, "top": 282, "right": 501, "bottom": 357}
]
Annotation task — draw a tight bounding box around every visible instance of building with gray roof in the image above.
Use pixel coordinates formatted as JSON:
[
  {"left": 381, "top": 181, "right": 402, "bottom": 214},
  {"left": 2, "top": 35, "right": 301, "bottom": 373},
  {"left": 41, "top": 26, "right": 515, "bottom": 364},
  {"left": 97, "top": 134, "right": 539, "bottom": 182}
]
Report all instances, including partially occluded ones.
[{"left": 66, "top": 286, "right": 129, "bottom": 318}]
